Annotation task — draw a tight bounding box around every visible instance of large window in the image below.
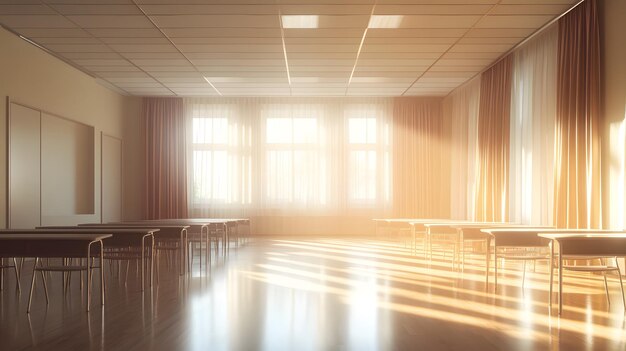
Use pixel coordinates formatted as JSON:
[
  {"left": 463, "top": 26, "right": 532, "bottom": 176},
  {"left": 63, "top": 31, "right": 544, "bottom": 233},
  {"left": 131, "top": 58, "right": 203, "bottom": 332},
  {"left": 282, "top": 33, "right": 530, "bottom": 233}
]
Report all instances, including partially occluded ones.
[
  {"left": 192, "top": 117, "right": 228, "bottom": 202},
  {"left": 346, "top": 108, "right": 391, "bottom": 206},
  {"left": 187, "top": 99, "right": 391, "bottom": 214},
  {"left": 264, "top": 109, "right": 327, "bottom": 206},
  {"left": 190, "top": 105, "right": 250, "bottom": 207}
]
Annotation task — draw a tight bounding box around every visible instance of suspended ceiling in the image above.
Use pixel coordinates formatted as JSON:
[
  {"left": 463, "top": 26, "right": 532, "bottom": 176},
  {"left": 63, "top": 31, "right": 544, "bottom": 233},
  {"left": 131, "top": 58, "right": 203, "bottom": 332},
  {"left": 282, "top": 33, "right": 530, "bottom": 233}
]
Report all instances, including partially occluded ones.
[{"left": 0, "top": 0, "right": 579, "bottom": 97}]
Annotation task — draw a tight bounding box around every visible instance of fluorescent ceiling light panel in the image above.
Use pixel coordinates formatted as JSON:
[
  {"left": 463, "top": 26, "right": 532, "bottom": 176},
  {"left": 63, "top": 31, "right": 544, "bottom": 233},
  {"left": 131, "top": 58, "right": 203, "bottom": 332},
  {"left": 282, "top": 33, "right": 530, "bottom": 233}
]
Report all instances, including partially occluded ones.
[
  {"left": 368, "top": 15, "right": 404, "bottom": 28},
  {"left": 281, "top": 15, "right": 319, "bottom": 29}
]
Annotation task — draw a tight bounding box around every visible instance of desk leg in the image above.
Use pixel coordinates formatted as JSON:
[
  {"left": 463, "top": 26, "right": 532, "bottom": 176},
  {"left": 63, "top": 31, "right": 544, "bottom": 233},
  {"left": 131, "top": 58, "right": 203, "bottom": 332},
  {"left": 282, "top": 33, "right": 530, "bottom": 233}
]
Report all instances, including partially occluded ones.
[
  {"left": 151, "top": 235, "right": 155, "bottom": 287},
  {"left": 0, "top": 258, "right": 3, "bottom": 290},
  {"left": 558, "top": 244, "right": 563, "bottom": 315},
  {"left": 205, "top": 226, "right": 211, "bottom": 271},
  {"left": 616, "top": 257, "right": 626, "bottom": 312},
  {"left": 205, "top": 226, "right": 209, "bottom": 270},
  {"left": 411, "top": 225, "right": 416, "bottom": 256},
  {"left": 460, "top": 230, "right": 464, "bottom": 272},
  {"left": 428, "top": 228, "right": 433, "bottom": 262},
  {"left": 494, "top": 243, "right": 498, "bottom": 293},
  {"left": 100, "top": 241, "right": 105, "bottom": 306},
  {"left": 549, "top": 241, "right": 554, "bottom": 308},
  {"left": 141, "top": 236, "right": 145, "bottom": 291},
  {"left": 87, "top": 244, "right": 92, "bottom": 312},
  {"left": 223, "top": 224, "right": 228, "bottom": 256},
  {"left": 180, "top": 230, "right": 186, "bottom": 276},
  {"left": 485, "top": 237, "right": 491, "bottom": 292},
  {"left": 27, "top": 258, "right": 39, "bottom": 313}
]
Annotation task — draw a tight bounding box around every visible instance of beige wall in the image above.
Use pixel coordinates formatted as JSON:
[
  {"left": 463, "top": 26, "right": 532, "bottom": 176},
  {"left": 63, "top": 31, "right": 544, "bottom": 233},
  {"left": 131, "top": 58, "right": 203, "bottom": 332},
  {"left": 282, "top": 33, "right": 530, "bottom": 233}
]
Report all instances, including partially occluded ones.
[
  {"left": 599, "top": 0, "right": 626, "bottom": 229},
  {"left": 0, "top": 27, "right": 140, "bottom": 227}
]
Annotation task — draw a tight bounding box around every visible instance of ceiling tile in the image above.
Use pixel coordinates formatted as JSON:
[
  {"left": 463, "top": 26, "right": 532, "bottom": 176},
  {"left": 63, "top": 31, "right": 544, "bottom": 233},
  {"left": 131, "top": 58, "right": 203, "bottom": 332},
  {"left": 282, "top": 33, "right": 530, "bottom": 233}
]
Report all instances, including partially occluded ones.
[
  {"left": 1, "top": 0, "right": 574, "bottom": 97},
  {"left": 0, "top": 15, "right": 75, "bottom": 28},
  {"left": 51, "top": 5, "right": 142, "bottom": 15},
  {"left": 87, "top": 28, "right": 164, "bottom": 37},
  {"left": 67, "top": 15, "right": 154, "bottom": 28},
  {"left": 476, "top": 15, "right": 554, "bottom": 29},
  {"left": 141, "top": 5, "right": 278, "bottom": 15},
  {"left": 150, "top": 15, "right": 279, "bottom": 28},
  {"left": 0, "top": 5, "right": 56, "bottom": 15},
  {"left": 399, "top": 15, "right": 481, "bottom": 28}
]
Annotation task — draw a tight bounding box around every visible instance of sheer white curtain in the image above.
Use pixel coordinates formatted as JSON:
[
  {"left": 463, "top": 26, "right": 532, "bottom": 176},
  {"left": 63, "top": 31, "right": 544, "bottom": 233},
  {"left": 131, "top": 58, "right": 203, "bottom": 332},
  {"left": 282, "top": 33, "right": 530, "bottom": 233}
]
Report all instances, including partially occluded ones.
[
  {"left": 509, "top": 25, "right": 557, "bottom": 225},
  {"left": 444, "top": 76, "right": 481, "bottom": 220},
  {"left": 185, "top": 97, "right": 393, "bottom": 220}
]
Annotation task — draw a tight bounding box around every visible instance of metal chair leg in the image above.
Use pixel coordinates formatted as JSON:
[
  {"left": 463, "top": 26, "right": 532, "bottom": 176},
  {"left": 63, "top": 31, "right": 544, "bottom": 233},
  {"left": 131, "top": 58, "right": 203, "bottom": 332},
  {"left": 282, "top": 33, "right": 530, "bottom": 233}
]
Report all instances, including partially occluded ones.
[
  {"left": 614, "top": 257, "right": 626, "bottom": 312},
  {"left": 27, "top": 258, "right": 39, "bottom": 313},
  {"left": 603, "top": 273, "right": 611, "bottom": 306},
  {"left": 13, "top": 258, "right": 21, "bottom": 292},
  {"left": 522, "top": 260, "right": 527, "bottom": 290},
  {"left": 494, "top": 253, "right": 499, "bottom": 293},
  {"left": 40, "top": 269, "right": 49, "bottom": 304}
]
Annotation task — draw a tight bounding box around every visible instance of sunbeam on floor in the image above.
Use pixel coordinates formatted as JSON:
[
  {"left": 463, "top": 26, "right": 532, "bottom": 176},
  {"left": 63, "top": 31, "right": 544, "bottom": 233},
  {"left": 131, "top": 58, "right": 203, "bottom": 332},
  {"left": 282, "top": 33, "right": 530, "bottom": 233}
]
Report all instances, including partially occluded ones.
[{"left": 1, "top": 237, "right": 626, "bottom": 351}]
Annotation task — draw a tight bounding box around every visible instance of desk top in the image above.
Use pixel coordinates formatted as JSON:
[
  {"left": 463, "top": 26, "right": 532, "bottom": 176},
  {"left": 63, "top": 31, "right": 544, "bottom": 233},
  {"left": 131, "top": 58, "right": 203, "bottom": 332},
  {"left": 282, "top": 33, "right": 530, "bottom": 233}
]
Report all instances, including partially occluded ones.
[
  {"left": 373, "top": 218, "right": 462, "bottom": 224},
  {"left": 79, "top": 223, "right": 188, "bottom": 230},
  {"left": 425, "top": 222, "right": 517, "bottom": 228},
  {"left": 118, "top": 219, "right": 241, "bottom": 225},
  {"left": 34, "top": 227, "right": 160, "bottom": 234},
  {"left": 481, "top": 228, "right": 590, "bottom": 235},
  {"left": 0, "top": 233, "right": 111, "bottom": 241},
  {"left": 539, "top": 233, "right": 626, "bottom": 239}
]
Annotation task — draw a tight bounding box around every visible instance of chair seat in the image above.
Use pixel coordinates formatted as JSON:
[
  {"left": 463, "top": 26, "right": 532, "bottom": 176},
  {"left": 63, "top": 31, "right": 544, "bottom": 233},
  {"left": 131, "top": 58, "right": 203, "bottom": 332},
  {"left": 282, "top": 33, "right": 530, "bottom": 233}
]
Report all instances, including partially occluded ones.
[
  {"left": 35, "top": 265, "right": 91, "bottom": 272},
  {"left": 563, "top": 265, "right": 619, "bottom": 272}
]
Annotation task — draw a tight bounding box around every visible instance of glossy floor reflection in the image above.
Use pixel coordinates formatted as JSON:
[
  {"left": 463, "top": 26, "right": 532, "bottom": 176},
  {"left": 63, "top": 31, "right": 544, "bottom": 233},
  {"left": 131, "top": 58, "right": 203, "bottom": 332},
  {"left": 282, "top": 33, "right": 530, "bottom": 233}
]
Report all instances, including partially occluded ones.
[{"left": 1, "top": 237, "right": 626, "bottom": 350}]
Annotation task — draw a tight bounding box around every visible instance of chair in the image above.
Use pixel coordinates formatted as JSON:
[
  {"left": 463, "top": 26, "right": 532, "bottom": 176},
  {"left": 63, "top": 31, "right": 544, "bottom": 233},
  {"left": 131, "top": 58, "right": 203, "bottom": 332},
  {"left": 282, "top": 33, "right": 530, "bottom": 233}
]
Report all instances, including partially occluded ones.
[{"left": 0, "top": 257, "right": 21, "bottom": 292}]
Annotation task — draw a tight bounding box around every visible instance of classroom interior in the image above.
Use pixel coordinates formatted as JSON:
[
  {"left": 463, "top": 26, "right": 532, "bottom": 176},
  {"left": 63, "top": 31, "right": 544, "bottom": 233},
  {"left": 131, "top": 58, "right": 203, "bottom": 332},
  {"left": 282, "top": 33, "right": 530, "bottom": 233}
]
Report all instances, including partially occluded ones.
[{"left": 1, "top": 0, "right": 626, "bottom": 350}]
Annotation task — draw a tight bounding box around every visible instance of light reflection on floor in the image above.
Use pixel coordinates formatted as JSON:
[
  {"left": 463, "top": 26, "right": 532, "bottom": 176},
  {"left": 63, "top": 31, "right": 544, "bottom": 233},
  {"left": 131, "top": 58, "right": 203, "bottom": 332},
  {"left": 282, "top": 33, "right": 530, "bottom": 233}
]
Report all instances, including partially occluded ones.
[{"left": 2, "top": 237, "right": 626, "bottom": 350}]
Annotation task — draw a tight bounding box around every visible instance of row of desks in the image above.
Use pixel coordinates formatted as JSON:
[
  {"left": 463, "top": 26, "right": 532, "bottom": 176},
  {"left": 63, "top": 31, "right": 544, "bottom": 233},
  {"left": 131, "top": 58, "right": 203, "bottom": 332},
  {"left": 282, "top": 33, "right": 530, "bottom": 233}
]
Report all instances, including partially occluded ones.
[
  {"left": 373, "top": 218, "right": 626, "bottom": 314},
  {"left": 0, "top": 218, "right": 250, "bottom": 313}
]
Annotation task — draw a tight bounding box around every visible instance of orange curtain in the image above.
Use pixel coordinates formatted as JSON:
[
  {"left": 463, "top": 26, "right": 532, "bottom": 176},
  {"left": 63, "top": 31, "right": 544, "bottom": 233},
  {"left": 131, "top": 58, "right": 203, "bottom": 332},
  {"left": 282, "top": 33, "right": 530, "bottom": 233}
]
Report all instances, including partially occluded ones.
[
  {"left": 393, "top": 97, "right": 449, "bottom": 218},
  {"left": 143, "top": 97, "right": 188, "bottom": 219},
  {"left": 554, "top": 0, "right": 602, "bottom": 229},
  {"left": 475, "top": 55, "right": 513, "bottom": 222}
]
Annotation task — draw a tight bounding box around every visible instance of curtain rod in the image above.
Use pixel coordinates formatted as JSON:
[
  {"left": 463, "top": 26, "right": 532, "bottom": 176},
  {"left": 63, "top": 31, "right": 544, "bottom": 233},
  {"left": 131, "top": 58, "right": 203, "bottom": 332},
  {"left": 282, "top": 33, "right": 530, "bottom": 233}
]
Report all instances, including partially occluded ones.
[{"left": 445, "top": 0, "right": 587, "bottom": 97}]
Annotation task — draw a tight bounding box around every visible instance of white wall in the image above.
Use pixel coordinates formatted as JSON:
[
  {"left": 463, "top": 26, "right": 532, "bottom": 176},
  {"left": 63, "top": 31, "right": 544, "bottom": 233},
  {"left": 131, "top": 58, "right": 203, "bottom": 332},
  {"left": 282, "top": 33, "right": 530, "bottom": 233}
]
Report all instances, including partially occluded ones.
[{"left": 0, "top": 27, "right": 140, "bottom": 227}]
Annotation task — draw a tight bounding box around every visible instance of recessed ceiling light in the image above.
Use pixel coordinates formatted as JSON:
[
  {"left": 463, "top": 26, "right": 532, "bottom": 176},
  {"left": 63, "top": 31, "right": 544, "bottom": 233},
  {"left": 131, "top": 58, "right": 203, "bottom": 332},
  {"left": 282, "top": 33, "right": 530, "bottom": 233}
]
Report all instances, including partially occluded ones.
[
  {"left": 368, "top": 15, "right": 404, "bottom": 29},
  {"left": 281, "top": 15, "right": 319, "bottom": 29}
]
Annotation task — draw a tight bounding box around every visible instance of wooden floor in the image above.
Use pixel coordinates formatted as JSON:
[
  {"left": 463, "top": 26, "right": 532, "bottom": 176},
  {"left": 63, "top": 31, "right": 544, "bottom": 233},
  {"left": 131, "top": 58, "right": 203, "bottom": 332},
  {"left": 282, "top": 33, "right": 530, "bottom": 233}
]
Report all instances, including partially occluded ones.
[{"left": 1, "top": 237, "right": 626, "bottom": 350}]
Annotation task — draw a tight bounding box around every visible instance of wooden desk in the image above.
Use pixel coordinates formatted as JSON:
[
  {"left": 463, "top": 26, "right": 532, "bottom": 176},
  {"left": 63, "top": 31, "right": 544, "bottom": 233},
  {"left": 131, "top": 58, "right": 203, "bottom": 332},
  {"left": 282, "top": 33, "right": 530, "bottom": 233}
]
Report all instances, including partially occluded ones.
[
  {"left": 38, "top": 227, "right": 159, "bottom": 290},
  {"left": 0, "top": 232, "right": 110, "bottom": 312},
  {"left": 538, "top": 233, "right": 626, "bottom": 315}
]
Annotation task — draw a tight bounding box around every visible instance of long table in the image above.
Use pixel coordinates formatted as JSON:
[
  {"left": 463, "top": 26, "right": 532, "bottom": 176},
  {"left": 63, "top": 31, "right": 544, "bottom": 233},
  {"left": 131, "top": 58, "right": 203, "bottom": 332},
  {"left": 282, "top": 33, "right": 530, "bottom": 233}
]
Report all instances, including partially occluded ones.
[
  {"left": 0, "top": 232, "right": 110, "bottom": 312},
  {"left": 39, "top": 227, "right": 159, "bottom": 289},
  {"left": 538, "top": 233, "right": 626, "bottom": 315},
  {"left": 481, "top": 228, "right": 625, "bottom": 293},
  {"left": 80, "top": 223, "right": 189, "bottom": 275},
  {"left": 422, "top": 222, "right": 517, "bottom": 268},
  {"left": 128, "top": 218, "right": 250, "bottom": 255},
  {"left": 372, "top": 219, "right": 468, "bottom": 255}
]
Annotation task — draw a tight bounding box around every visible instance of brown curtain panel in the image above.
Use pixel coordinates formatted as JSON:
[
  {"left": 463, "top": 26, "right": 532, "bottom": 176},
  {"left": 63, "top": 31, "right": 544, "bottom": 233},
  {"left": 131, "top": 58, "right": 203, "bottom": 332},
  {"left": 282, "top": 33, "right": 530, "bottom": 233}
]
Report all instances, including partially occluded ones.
[
  {"left": 475, "top": 55, "right": 513, "bottom": 222},
  {"left": 554, "top": 0, "right": 602, "bottom": 229},
  {"left": 393, "top": 97, "right": 450, "bottom": 218},
  {"left": 143, "top": 97, "right": 188, "bottom": 219}
]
